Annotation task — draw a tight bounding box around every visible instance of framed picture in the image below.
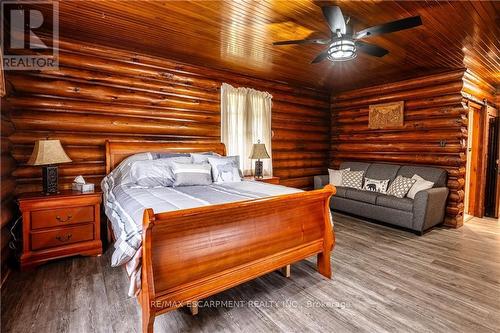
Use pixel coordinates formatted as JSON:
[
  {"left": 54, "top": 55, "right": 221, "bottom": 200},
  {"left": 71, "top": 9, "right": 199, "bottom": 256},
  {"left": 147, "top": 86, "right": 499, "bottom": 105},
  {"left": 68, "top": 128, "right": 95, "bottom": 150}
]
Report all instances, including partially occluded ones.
[{"left": 369, "top": 101, "right": 404, "bottom": 129}]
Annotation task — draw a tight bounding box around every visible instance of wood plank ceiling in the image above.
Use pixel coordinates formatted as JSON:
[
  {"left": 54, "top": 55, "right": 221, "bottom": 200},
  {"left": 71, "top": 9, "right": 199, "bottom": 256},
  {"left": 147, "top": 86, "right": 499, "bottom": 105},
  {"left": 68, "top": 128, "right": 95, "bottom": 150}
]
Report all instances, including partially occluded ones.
[{"left": 23, "top": 1, "right": 500, "bottom": 91}]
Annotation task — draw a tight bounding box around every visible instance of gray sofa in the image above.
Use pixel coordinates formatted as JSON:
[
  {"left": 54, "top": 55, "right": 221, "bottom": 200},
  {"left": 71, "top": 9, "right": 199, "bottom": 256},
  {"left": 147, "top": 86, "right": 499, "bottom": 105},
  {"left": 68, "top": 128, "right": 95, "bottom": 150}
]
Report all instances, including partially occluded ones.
[{"left": 314, "top": 162, "right": 449, "bottom": 234}]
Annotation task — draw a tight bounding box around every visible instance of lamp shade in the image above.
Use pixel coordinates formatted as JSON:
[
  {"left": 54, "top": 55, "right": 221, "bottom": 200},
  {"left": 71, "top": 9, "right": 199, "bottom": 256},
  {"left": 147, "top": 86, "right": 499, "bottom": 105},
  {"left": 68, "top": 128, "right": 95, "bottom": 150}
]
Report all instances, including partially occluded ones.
[
  {"left": 249, "top": 142, "right": 270, "bottom": 160},
  {"left": 27, "top": 140, "right": 72, "bottom": 166}
]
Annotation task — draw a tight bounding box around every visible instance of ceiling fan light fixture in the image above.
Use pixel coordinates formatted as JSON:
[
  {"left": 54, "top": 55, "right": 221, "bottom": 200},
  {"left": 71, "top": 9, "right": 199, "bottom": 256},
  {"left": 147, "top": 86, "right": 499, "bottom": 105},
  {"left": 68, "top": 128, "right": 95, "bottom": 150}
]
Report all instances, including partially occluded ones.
[{"left": 327, "top": 39, "right": 357, "bottom": 61}]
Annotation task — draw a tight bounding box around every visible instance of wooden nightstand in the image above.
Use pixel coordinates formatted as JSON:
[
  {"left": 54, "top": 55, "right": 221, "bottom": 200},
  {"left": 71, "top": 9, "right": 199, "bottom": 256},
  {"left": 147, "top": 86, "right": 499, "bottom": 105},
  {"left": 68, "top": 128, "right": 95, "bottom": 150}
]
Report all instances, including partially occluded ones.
[
  {"left": 244, "top": 176, "right": 280, "bottom": 185},
  {"left": 17, "top": 190, "right": 102, "bottom": 270}
]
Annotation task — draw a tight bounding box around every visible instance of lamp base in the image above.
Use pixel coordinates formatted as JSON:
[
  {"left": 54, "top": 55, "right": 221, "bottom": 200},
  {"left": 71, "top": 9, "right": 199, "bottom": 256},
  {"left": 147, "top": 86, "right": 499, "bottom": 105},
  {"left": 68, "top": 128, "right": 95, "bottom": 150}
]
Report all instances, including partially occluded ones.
[
  {"left": 42, "top": 165, "right": 59, "bottom": 195},
  {"left": 254, "top": 160, "right": 264, "bottom": 179}
]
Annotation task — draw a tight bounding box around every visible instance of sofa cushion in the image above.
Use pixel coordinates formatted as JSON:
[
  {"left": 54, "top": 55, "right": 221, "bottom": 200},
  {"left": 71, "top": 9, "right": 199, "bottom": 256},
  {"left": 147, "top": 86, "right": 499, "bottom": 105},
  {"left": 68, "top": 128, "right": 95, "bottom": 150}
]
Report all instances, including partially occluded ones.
[
  {"left": 339, "top": 161, "right": 371, "bottom": 173},
  {"left": 345, "top": 189, "right": 378, "bottom": 204},
  {"left": 365, "top": 163, "right": 401, "bottom": 182},
  {"left": 376, "top": 194, "right": 414, "bottom": 212},
  {"left": 335, "top": 186, "right": 348, "bottom": 198},
  {"left": 397, "top": 165, "right": 447, "bottom": 187},
  {"left": 331, "top": 197, "right": 413, "bottom": 229}
]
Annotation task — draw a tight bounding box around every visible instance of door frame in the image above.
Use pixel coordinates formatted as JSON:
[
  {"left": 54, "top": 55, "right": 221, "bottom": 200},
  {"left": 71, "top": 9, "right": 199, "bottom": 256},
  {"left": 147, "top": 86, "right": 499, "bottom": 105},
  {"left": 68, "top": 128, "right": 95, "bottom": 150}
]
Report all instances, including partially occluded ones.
[
  {"left": 465, "top": 99, "right": 499, "bottom": 218},
  {"left": 485, "top": 105, "right": 499, "bottom": 217}
]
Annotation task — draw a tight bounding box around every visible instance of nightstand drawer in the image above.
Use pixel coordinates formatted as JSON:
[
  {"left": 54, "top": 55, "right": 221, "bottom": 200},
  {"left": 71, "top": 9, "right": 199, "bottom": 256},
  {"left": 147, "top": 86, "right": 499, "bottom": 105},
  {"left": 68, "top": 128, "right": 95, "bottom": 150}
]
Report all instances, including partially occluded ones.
[
  {"left": 31, "top": 206, "right": 95, "bottom": 229},
  {"left": 31, "top": 224, "right": 94, "bottom": 250}
]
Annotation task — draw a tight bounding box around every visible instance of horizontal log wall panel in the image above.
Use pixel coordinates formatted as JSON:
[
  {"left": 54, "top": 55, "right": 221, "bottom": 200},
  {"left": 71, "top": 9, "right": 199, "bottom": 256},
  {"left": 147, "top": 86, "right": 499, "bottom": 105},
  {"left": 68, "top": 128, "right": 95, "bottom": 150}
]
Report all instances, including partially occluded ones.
[
  {"left": 6, "top": 97, "right": 222, "bottom": 123},
  {"left": 0, "top": 110, "right": 16, "bottom": 286},
  {"left": 330, "top": 70, "right": 468, "bottom": 228},
  {"left": 335, "top": 70, "right": 466, "bottom": 101},
  {"left": 6, "top": 38, "right": 330, "bottom": 193},
  {"left": 332, "top": 142, "right": 465, "bottom": 154},
  {"left": 462, "top": 70, "right": 496, "bottom": 102},
  {"left": 9, "top": 131, "right": 218, "bottom": 146},
  {"left": 333, "top": 129, "right": 467, "bottom": 143},
  {"left": 334, "top": 81, "right": 464, "bottom": 109},
  {"left": 335, "top": 106, "right": 468, "bottom": 123},
  {"left": 55, "top": 39, "right": 327, "bottom": 100}
]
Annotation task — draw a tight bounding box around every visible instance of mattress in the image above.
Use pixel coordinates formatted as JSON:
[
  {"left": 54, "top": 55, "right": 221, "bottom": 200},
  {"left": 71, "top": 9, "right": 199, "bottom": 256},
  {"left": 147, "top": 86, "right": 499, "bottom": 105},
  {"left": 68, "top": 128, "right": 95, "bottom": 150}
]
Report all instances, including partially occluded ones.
[{"left": 102, "top": 155, "right": 301, "bottom": 296}]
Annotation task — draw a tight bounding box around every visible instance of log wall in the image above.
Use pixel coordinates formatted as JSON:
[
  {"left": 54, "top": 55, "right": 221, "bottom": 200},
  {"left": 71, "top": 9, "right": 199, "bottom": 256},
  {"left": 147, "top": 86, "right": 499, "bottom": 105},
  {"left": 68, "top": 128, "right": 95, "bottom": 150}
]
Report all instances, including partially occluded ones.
[
  {"left": 330, "top": 70, "right": 468, "bottom": 228},
  {"left": 4, "top": 38, "right": 330, "bottom": 193},
  {"left": 1, "top": 94, "right": 16, "bottom": 285}
]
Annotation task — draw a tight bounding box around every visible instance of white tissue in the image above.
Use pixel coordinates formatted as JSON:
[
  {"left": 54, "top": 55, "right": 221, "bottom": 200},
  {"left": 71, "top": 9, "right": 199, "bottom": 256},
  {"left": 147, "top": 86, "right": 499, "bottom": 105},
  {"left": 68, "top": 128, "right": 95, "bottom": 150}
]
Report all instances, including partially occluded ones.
[{"left": 73, "top": 175, "right": 86, "bottom": 184}]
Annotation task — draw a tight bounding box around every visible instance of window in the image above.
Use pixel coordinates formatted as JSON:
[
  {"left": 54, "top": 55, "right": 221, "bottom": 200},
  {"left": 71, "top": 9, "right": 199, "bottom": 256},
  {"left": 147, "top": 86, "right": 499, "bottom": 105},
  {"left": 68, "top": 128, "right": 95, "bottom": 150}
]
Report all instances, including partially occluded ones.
[{"left": 221, "top": 83, "right": 273, "bottom": 176}]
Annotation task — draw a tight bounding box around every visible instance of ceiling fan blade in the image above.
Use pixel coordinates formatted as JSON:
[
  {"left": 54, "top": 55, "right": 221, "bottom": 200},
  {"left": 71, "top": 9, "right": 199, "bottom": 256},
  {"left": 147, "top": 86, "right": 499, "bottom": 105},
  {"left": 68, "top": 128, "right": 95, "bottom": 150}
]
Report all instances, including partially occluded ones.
[
  {"left": 355, "top": 16, "right": 422, "bottom": 39},
  {"left": 355, "top": 41, "right": 389, "bottom": 57},
  {"left": 321, "top": 6, "right": 346, "bottom": 35},
  {"left": 273, "top": 38, "right": 331, "bottom": 46},
  {"left": 311, "top": 49, "right": 330, "bottom": 64}
]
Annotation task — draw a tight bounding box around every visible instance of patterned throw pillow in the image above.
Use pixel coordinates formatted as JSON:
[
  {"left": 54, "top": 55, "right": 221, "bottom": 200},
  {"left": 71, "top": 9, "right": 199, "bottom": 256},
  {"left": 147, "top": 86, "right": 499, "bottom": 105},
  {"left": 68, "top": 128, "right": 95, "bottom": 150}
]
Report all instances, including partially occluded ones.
[
  {"left": 328, "top": 168, "right": 350, "bottom": 186},
  {"left": 363, "top": 178, "right": 390, "bottom": 193},
  {"left": 386, "top": 175, "right": 417, "bottom": 198},
  {"left": 208, "top": 156, "right": 243, "bottom": 183},
  {"left": 171, "top": 162, "right": 213, "bottom": 186},
  {"left": 341, "top": 170, "right": 365, "bottom": 189}
]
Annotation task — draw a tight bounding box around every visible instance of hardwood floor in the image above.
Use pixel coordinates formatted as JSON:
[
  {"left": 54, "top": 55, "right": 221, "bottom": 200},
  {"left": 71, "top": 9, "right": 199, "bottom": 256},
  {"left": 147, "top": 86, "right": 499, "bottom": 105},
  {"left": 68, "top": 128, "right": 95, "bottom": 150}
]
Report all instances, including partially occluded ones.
[{"left": 2, "top": 214, "right": 499, "bottom": 333}]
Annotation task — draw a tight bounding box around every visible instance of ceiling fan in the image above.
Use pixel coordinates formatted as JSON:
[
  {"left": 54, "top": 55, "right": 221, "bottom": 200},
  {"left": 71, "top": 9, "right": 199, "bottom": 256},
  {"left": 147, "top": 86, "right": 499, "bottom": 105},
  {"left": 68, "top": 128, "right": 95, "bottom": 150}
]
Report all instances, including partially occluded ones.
[{"left": 273, "top": 6, "right": 422, "bottom": 64}]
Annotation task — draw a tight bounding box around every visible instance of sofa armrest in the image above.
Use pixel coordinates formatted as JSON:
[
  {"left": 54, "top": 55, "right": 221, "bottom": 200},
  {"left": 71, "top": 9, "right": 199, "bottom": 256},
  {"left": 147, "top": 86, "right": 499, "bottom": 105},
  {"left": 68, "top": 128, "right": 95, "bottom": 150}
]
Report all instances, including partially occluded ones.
[
  {"left": 412, "top": 187, "right": 449, "bottom": 232},
  {"left": 314, "top": 175, "right": 330, "bottom": 190}
]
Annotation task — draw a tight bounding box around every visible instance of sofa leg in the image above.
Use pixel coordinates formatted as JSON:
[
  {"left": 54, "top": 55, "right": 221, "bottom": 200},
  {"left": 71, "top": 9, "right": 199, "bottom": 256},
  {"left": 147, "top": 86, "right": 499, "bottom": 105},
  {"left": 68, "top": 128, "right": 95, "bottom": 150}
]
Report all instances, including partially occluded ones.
[{"left": 415, "top": 230, "right": 424, "bottom": 236}]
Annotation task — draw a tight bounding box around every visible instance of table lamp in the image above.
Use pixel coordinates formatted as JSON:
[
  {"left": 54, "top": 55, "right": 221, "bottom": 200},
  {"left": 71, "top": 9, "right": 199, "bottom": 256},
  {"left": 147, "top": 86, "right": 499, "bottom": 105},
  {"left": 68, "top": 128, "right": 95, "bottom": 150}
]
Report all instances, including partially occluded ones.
[
  {"left": 249, "top": 140, "right": 270, "bottom": 179},
  {"left": 27, "top": 139, "right": 72, "bottom": 195}
]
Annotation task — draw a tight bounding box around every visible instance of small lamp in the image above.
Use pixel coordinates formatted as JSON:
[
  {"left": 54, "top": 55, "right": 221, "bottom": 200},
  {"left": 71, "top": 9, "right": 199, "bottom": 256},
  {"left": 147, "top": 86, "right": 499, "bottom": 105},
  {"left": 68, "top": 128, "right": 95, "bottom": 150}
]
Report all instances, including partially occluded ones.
[
  {"left": 249, "top": 140, "right": 270, "bottom": 179},
  {"left": 27, "top": 139, "right": 72, "bottom": 195}
]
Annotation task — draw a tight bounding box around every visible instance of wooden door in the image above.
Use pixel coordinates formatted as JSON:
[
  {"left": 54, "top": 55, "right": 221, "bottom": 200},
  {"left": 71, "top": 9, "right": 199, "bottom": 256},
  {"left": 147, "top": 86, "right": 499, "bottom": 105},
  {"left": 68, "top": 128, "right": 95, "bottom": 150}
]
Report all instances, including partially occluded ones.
[
  {"left": 466, "top": 102, "right": 484, "bottom": 217},
  {"left": 484, "top": 106, "right": 499, "bottom": 218}
]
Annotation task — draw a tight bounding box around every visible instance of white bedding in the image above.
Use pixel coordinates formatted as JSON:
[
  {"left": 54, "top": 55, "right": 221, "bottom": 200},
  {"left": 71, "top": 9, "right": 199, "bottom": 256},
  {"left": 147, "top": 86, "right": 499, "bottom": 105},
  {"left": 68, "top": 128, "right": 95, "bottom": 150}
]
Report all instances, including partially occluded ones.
[{"left": 102, "top": 153, "right": 302, "bottom": 296}]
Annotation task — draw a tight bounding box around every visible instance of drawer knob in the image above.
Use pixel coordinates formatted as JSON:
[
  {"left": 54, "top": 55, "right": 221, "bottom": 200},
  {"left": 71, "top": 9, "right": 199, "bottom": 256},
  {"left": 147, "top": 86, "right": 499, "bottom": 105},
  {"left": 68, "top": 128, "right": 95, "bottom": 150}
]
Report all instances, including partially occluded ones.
[
  {"left": 55, "top": 234, "right": 72, "bottom": 242},
  {"left": 56, "top": 215, "right": 73, "bottom": 223}
]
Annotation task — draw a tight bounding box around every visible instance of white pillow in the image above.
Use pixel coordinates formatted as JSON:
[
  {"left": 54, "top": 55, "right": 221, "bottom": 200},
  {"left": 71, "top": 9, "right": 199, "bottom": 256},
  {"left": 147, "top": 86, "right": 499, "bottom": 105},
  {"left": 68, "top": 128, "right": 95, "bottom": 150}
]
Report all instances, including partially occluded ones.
[
  {"left": 190, "top": 152, "right": 221, "bottom": 164},
  {"left": 171, "top": 161, "right": 213, "bottom": 186},
  {"left": 328, "top": 168, "right": 350, "bottom": 186},
  {"left": 207, "top": 156, "right": 243, "bottom": 183},
  {"left": 407, "top": 174, "right": 434, "bottom": 199},
  {"left": 130, "top": 156, "right": 192, "bottom": 187}
]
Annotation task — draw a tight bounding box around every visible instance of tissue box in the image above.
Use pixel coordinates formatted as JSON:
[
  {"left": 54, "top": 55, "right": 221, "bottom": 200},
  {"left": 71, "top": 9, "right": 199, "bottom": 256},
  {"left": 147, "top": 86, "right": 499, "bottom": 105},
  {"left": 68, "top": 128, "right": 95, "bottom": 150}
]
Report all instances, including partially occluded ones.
[{"left": 72, "top": 182, "right": 94, "bottom": 192}]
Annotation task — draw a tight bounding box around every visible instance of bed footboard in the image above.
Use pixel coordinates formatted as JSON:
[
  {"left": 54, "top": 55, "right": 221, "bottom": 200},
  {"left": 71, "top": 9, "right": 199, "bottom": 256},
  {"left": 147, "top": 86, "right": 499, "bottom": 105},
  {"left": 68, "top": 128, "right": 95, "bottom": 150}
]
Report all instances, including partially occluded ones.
[{"left": 140, "top": 185, "right": 336, "bottom": 333}]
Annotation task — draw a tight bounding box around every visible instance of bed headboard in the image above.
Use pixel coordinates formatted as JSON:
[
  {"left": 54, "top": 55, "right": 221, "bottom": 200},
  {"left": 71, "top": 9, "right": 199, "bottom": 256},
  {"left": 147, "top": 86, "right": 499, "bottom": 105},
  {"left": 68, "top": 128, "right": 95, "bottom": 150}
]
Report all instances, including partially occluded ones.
[{"left": 105, "top": 141, "right": 226, "bottom": 173}]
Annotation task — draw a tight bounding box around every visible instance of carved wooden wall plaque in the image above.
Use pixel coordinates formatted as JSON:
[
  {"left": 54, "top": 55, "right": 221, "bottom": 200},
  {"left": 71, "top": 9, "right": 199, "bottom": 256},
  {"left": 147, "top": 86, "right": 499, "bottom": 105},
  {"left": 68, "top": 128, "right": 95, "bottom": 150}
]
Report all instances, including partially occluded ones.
[{"left": 368, "top": 101, "right": 404, "bottom": 129}]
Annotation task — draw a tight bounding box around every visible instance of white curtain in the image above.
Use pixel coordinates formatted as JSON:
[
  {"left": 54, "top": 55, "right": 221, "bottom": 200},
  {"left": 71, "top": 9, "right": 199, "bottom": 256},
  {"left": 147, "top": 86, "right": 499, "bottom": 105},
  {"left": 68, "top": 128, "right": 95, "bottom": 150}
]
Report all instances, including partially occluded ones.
[{"left": 221, "top": 83, "right": 273, "bottom": 176}]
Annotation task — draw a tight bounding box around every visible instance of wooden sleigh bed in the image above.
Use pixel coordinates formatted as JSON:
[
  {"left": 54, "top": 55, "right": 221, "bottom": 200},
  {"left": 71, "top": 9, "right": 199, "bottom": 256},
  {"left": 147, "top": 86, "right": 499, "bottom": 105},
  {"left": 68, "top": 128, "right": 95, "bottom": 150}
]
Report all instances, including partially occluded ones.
[{"left": 105, "top": 141, "right": 336, "bottom": 333}]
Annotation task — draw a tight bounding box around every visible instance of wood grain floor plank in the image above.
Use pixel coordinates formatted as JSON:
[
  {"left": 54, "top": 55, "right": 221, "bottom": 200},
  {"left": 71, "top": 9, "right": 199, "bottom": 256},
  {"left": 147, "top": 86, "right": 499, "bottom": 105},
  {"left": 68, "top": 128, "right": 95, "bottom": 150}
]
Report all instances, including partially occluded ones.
[{"left": 2, "top": 214, "right": 499, "bottom": 332}]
